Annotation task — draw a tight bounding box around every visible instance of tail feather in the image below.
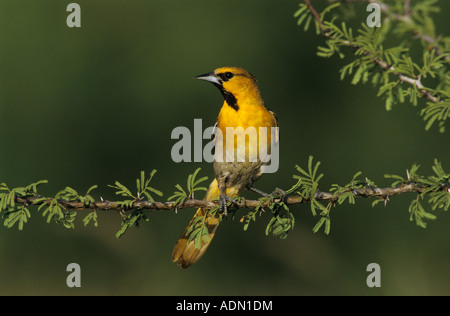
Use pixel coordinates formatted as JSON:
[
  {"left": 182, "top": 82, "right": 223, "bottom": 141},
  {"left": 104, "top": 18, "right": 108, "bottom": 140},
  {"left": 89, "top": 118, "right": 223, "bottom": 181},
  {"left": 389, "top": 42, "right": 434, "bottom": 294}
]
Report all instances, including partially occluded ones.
[
  {"left": 172, "top": 179, "right": 221, "bottom": 269},
  {"left": 171, "top": 208, "right": 220, "bottom": 269}
]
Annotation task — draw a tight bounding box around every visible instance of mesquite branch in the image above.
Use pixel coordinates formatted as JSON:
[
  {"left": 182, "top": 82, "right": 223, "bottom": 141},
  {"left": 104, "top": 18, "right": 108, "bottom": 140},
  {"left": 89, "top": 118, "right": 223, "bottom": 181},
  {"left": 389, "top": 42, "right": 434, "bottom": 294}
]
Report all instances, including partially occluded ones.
[
  {"left": 304, "top": 0, "right": 444, "bottom": 104},
  {"left": 333, "top": 0, "right": 449, "bottom": 55},
  {"left": 2, "top": 158, "right": 448, "bottom": 234},
  {"left": 13, "top": 182, "right": 438, "bottom": 213}
]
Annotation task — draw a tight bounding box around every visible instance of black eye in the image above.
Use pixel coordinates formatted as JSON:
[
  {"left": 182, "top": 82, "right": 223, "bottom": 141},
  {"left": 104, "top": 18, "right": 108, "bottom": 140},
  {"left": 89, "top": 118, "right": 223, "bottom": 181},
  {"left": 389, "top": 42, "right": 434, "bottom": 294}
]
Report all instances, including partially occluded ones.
[
  {"left": 219, "top": 72, "right": 234, "bottom": 81},
  {"left": 224, "top": 72, "right": 234, "bottom": 79}
]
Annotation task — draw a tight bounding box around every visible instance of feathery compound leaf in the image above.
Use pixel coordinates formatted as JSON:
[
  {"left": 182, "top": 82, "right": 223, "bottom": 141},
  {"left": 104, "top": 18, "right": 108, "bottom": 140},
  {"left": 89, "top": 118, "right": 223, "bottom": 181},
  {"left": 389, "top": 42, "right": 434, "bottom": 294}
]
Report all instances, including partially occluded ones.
[
  {"left": 188, "top": 168, "right": 208, "bottom": 198},
  {"left": 428, "top": 191, "right": 450, "bottom": 211},
  {"left": 312, "top": 216, "right": 326, "bottom": 234},
  {"left": 116, "top": 210, "right": 148, "bottom": 239},
  {"left": 80, "top": 185, "right": 98, "bottom": 207},
  {"left": 168, "top": 184, "right": 188, "bottom": 205},
  {"left": 109, "top": 170, "right": 162, "bottom": 207},
  {"left": 186, "top": 213, "right": 216, "bottom": 250},
  {"left": 296, "top": 0, "right": 450, "bottom": 131},
  {"left": 431, "top": 159, "right": 447, "bottom": 179},
  {"left": 137, "top": 170, "right": 163, "bottom": 202},
  {"left": 109, "top": 181, "right": 134, "bottom": 199},
  {"left": 293, "top": 156, "right": 323, "bottom": 215},
  {"left": 24, "top": 180, "right": 48, "bottom": 195},
  {"left": 409, "top": 195, "right": 436, "bottom": 228},
  {"left": 3, "top": 206, "right": 31, "bottom": 230},
  {"left": 240, "top": 209, "right": 259, "bottom": 231},
  {"left": 421, "top": 101, "right": 450, "bottom": 132},
  {"left": 265, "top": 210, "right": 295, "bottom": 240},
  {"left": 85, "top": 185, "right": 98, "bottom": 196},
  {"left": 168, "top": 168, "right": 208, "bottom": 204},
  {"left": 83, "top": 211, "right": 98, "bottom": 227}
]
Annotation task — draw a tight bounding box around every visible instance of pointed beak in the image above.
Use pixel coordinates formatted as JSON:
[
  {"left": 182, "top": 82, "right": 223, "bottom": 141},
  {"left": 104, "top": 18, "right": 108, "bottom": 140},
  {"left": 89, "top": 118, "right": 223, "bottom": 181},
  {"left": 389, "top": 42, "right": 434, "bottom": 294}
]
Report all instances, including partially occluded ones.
[{"left": 194, "top": 71, "right": 222, "bottom": 85}]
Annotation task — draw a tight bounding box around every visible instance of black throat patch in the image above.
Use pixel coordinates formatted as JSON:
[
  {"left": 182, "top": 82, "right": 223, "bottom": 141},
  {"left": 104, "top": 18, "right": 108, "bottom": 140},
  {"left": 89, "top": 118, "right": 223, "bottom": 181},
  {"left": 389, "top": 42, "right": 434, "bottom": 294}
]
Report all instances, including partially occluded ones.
[{"left": 214, "top": 84, "right": 239, "bottom": 111}]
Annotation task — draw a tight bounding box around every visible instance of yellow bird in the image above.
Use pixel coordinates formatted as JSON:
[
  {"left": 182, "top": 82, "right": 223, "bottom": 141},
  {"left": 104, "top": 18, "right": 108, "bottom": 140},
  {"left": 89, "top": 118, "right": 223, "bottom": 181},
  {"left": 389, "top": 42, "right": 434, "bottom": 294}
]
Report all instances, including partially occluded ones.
[{"left": 172, "top": 67, "right": 278, "bottom": 269}]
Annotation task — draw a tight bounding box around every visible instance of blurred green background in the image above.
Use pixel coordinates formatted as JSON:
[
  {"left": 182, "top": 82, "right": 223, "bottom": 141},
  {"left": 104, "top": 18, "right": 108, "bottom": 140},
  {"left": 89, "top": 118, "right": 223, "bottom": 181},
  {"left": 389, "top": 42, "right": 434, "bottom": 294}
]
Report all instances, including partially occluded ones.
[{"left": 0, "top": 0, "right": 449, "bottom": 295}]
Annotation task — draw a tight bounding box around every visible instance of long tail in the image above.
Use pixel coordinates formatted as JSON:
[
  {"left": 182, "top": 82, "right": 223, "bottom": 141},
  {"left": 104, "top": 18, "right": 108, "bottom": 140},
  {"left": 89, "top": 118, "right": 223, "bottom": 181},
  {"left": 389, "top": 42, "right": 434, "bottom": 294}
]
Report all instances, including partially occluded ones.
[{"left": 172, "top": 179, "right": 222, "bottom": 269}]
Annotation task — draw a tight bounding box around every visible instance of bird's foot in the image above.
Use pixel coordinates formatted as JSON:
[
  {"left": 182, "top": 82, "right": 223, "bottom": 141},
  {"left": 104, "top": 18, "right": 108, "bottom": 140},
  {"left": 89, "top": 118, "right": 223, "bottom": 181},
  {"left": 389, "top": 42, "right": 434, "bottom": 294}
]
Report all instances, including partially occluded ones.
[
  {"left": 248, "top": 186, "right": 287, "bottom": 204},
  {"left": 270, "top": 187, "right": 287, "bottom": 204},
  {"left": 219, "top": 193, "right": 239, "bottom": 217}
]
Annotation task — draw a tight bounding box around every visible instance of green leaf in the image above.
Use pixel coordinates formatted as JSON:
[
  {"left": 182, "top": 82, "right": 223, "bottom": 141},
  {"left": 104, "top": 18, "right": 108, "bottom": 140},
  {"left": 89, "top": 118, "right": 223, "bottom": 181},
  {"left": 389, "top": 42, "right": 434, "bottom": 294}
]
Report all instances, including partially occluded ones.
[
  {"left": 109, "top": 181, "right": 134, "bottom": 198},
  {"left": 351, "top": 65, "right": 365, "bottom": 85},
  {"left": 408, "top": 195, "right": 437, "bottom": 228},
  {"left": 241, "top": 210, "right": 257, "bottom": 231},
  {"left": 83, "top": 211, "right": 98, "bottom": 227},
  {"left": 168, "top": 169, "right": 207, "bottom": 204},
  {"left": 85, "top": 184, "right": 98, "bottom": 196},
  {"left": 324, "top": 216, "right": 331, "bottom": 235},
  {"left": 265, "top": 208, "right": 295, "bottom": 239},
  {"left": 312, "top": 217, "right": 326, "bottom": 233},
  {"left": 116, "top": 210, "right": 148, "bottom": 239}
]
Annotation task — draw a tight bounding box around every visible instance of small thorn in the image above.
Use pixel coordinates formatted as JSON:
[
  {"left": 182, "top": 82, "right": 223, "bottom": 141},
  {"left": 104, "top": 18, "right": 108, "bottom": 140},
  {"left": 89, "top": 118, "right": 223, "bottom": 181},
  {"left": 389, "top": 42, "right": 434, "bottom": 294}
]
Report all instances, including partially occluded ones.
[
  {"left": 383, "top": 195, "right": 390, "bottom": 207},
  {"left": 406, "top": 169, "right": 410, "bottom": 181}
]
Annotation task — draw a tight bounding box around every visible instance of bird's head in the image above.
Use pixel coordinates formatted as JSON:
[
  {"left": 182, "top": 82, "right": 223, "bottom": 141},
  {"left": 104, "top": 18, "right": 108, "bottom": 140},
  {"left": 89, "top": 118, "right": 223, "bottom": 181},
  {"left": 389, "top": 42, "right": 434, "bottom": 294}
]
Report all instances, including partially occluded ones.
[{"left": 194, "top": 67, "right": 260, "bottom": 110}]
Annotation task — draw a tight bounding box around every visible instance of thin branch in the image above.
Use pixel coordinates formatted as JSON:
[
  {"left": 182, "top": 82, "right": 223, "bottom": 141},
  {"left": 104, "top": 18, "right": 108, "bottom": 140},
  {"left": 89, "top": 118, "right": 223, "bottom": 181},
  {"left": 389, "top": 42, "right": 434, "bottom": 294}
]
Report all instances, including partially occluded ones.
[
  {"left": 332, "top": 0, "right": 450, "bottom": 61},
  {"left": 305, "top": 0, "right": 325, "bottom": 31},
  {"left": 404, "top": 0, "right": 411, "bottom": 17},
  {"left": 13, "top": 182, "right": 437, "bottom": 213},
  {"left": 305, "top": 0, "right": 444, "bottom": 104},
  {"left": 366, "top": 53, "right": 441, "bottom": 103}
]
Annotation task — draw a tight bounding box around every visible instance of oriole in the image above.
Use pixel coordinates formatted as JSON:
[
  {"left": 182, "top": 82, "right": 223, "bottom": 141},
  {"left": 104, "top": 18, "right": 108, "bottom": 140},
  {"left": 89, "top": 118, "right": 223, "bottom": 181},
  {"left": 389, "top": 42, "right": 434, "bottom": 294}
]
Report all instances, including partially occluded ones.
[{"left": 172, "top": 67, "right": 278, "bottom": 269}]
